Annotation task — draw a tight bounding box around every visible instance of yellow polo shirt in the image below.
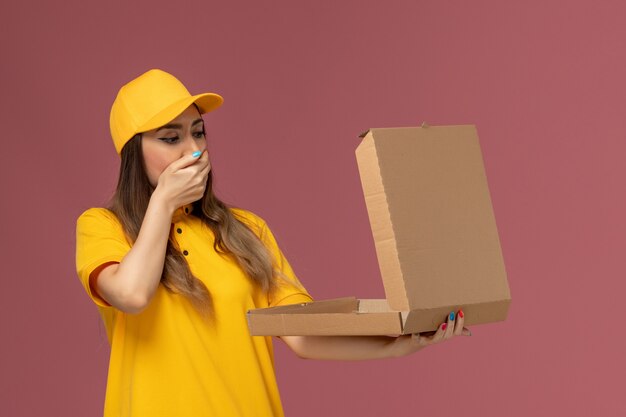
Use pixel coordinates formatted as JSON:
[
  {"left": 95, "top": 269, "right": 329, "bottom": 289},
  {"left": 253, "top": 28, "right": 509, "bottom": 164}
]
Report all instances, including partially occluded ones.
[{"left": 75, "top": 204, "right": 313, "bottom": 417}]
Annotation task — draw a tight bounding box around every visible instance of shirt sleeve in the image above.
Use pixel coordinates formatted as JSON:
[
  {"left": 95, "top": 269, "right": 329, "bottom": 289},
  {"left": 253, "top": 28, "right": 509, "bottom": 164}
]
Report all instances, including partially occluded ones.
[
  {"left": 258, "top": 220, "right": 314, "bottom": 307},
  {"left": 75, "top": 208, "right": 132, "bottom": 308}
]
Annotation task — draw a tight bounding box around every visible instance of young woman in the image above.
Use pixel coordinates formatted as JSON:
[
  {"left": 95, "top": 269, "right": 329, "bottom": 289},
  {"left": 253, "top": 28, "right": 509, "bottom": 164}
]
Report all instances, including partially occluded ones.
[{"left": 75, "top": 69, "right": 471, "bottom": 417}]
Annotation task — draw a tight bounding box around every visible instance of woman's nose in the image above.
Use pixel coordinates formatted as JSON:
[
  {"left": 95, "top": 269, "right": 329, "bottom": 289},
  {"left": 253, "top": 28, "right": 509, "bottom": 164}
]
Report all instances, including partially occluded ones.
[{"left": 184, "top": 134, "right": 205, "bottom": 154}]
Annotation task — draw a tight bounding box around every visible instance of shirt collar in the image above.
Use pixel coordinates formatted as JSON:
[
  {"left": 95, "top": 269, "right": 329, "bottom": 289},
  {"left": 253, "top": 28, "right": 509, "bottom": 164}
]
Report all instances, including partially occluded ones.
[{"left": 172, "top": 203, "right": 195, "bottom": 223}]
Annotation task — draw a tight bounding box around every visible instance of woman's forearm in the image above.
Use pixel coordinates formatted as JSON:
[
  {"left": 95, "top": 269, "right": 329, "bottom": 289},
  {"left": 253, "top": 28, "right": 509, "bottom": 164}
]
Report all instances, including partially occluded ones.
[
  {"left": 119, "top": 191, "right": 173, "bottom": 300},
  {"left": 285, "top": 335, "right": 421, "bottom": 361},
  {"left": 280, "top": 312, "right": 469, "bottom": 360},
  {"left": 97, "top": 189, "right": 174, "bottom": 312}
]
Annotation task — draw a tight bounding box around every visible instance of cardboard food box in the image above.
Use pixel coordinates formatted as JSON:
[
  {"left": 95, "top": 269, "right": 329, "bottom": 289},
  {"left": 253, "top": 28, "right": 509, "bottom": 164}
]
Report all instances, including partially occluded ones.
[{"left": 247, "top": 125, "right": 511, "bottom": 336}]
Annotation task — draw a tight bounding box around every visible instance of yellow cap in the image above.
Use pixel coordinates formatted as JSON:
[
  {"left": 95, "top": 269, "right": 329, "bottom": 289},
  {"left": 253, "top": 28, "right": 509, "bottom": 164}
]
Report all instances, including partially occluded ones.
[{"left": 109, "top": 69, "right": 223, "bottom": 155}]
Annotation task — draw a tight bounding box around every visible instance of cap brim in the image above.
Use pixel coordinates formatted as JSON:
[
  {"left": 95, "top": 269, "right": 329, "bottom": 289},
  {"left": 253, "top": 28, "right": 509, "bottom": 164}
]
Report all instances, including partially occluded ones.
[{"left": 136, "top": 92, "right": 223, "bottom": 134}]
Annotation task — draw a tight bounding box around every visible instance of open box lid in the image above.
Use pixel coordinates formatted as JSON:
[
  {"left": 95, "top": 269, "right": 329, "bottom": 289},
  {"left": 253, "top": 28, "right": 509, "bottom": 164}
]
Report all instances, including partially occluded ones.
[{"left": 355, "top": 125, "right": 511, "bottom": 312}]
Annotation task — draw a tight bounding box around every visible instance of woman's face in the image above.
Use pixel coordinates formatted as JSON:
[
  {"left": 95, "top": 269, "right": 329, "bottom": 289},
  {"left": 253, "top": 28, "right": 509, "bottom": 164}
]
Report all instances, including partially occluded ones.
[{"left": 141, "top": 104, "right": 208, "bottom": 188}]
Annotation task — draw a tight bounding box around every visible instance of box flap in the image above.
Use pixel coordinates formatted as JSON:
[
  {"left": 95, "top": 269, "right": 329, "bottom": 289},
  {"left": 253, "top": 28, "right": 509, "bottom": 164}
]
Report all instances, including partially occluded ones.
[{"left": 355, "top": 125, "right": 511, "bottom": 311}]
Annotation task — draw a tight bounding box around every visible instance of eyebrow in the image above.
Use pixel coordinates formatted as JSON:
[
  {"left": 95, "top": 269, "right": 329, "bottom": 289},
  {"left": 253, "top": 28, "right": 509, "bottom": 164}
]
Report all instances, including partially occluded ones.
[{"left": 156, "top": 118, "right": 204, "bottom": 132}]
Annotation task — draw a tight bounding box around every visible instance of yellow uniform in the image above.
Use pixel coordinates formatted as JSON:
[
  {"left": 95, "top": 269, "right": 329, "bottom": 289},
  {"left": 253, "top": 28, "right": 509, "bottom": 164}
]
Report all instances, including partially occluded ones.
[{"left": 75, "top": 204, "right": 313, "bottom": 417}]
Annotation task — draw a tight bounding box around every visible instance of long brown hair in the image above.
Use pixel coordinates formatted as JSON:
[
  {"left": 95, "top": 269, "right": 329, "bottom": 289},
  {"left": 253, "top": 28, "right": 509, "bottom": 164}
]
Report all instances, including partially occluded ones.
[{"left": 106, "top": 116, "right": 296, "bottom": 320}]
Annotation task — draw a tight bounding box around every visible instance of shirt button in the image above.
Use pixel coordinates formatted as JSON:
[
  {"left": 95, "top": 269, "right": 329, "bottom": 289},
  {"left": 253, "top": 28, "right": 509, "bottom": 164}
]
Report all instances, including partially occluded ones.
[
  {"left": 183, "top": 250, "right": 189, "bottom": 256},
  {"left": 177, "top": 228, "right": 182, "bottom": 234}
]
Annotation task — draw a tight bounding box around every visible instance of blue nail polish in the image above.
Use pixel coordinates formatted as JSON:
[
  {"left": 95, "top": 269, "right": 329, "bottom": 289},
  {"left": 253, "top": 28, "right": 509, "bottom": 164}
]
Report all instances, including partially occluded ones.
[
  {"left": 449, "top": 312, "right": 455, "bottom": 321},
  {"left": 192, "top": 151, "right": 202, "bottom": 158}
]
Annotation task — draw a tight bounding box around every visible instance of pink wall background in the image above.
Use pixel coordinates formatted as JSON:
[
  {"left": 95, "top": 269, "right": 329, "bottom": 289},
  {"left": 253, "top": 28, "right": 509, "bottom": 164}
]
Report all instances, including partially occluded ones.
[{"left": 1, "top": 0, "right": 625, "bottom": 416}]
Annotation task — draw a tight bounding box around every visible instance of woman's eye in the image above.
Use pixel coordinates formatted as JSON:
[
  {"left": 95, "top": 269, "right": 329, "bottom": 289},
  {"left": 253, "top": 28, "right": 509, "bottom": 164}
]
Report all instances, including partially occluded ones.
[
  {"left": 159, "top": 136, "right": 179, "bottom": 144},
  {"left": 193, "top": 131, "right": 206, "bottom": 139}
]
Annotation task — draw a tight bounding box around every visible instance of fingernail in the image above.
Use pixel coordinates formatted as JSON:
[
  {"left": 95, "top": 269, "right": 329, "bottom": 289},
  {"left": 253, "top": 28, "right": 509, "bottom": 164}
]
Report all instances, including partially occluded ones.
[
  {"left": 442, "top": 323, "right": 447, "bottom": 331},
  {"left": 192, "top": 151, "right": 202, "bottom": 158},
  {"left": 458, "top": 309, "right": 464, "bottom": 318},
  {"left": 468, "top": 329, "right": 472, "bottom": 336},
  {"left": 449, "top": 312, "right": 455, "bottom": 321}
]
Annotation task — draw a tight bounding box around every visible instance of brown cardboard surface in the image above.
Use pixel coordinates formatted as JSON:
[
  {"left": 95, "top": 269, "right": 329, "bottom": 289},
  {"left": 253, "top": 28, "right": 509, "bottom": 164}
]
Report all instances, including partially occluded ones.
[
  {"left": 247, "top": 125, "right": 511, "bottom": 336},
  {"left": 248, "top": 298, "right": 404, "bottom": 336},
  {"left": 247, "top": 298, "right": 510, "bottom": 336},
  {"left": 248, "top": 298, "right": 402, "bottom": 336},
  {"left": 356, "top": 126, "right": 510, "bottom": 311}
]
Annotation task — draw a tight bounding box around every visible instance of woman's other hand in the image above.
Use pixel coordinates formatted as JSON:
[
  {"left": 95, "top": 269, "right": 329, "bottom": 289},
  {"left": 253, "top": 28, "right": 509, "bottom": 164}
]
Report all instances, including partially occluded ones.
[
  {"left": 390, "top": 309, "right": 471, "bottom": 358},
  {"left": 154, "top": 150, "right": 210, "bottom": 211}
]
